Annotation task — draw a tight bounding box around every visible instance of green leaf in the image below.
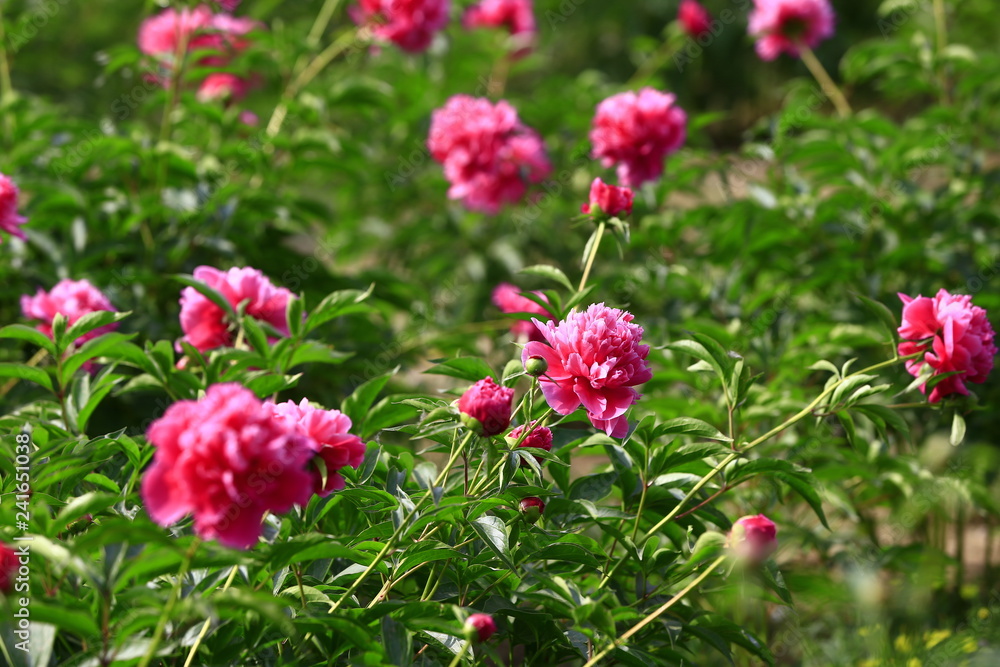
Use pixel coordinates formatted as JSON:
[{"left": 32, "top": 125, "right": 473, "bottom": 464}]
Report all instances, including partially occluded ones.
[
  {"left": 304, "top": 285, "right": 374, "bottom": 333},
  {"left": 174, "top": 274, "right": 236, "bottom": 319},
  {"left": 424, "top": 357, "right": 496, "bottom": 383},
  {"left": 0, "top": 362, "right": 53, "bottom": 391},
  {"left": 287, "top": 295, "right": 304, "bottom": 339},
  {"left": 0, "top": 323, "right": 56, "bottom": 355},
  {"left": 654, "top": 417, "right": 732, "bottom": 442},
  {"left": 852, "top": 292, "right": 898, "bottom": 341},
  {"left": 470, "top": 515, "right": 516, "bottom": 571},
  {"left": 342, "top": 369, "right": 397, "bottom": 428},
  {"left": 55, "top": 492, "right": 118, "bottom": 526},
  {"left": 568, "top": 471, "right": 617, "bottom": 502},
  {"left": 242, "top": 314, "right": 271, "bottom": 358},
  {"left": 61, "top": 311, "right": 131, "bottom": 351},
  {"left": 520, "top": 264, "right": 574, "bottom": 293},
  {"left": 61, "top": 332, "right": 137, "bottom": 382},
  {"left": 287, "top": 341, "right": 352, "bottom": 368},
  {"left": 776, "top": 472, "right": 830, "bottom": 529}
]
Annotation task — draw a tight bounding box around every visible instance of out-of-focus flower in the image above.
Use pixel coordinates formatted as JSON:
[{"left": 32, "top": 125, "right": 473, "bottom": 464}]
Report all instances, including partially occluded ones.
[
  {"left": 464, "top": 613, "right": 497, "bottom": 642},
  {"left": 0, "top": 543, "right": 18, "bottom": 594},
  {"left": 351, "top": 0, "right": 451, "bottom": 53},
  {"left": 142, "top": 383, "right": 316, "bottom": 549},
  {"left": 458, "top": 376, "right": 515, "bottom": 436},
  {"left": 678, "top": 0, "right": 712, "bottom": 39},
  {"left": 728, "top": 514, "right": 777, "bottom": 563},
  {"left": 523, "top": 304, "right": 652, "bottom": 437},
  {"left": 178, "top": 266, "right": 293, "bottom": 353},
  {"left": 897, "top": 289, "right": 997, "bottom": 403},
  {"left": 267, "top": 399, "right": 366, "bottom": 496},
  {"left": 590, "top": 88, "right": 687, "bottom": 188},
  {"left": 429, "top": 95, "right": 551, "bottom": 213},
  {"left": 197, "top": 72, "right": 249, "bottom": 101},
  {"left": 580, "top": 177, "right": 634, "bottom": 218},
  {"left": 21, "top": 279, "right": 117, "bottom": 345},
  {"left": 505, "top": 421, "right": 552, "bottom": 464},
  {"left": 492, "top": 283, "right": 552, "bottom": 342},
  {"left": 463, "top": 0, "right": 536, "bottom": 58},
  {"left": 747, "top": 0, "right": 835, "bottom": 61},
  {"left": 0, "top": 173, "right": 28, "bottom": 243}
]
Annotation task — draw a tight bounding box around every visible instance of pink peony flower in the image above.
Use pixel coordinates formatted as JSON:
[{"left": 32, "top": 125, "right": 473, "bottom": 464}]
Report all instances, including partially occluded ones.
[
  {"left": 138, "top": 5, "right": 215, "bottom": 58},
  {"left": 142, "top": 383, "right": 316, "bottom": 549},
  {"left": 351, "top": 0, "right": 451, "bottom": 53},
  {"left": 429, "top": 95, "right": 552, "bottom": 213},
  {"left": 897, "top": 289, "right": 997, "bottom": 403},
  {"left": 458, "top": 376, "right": 515, "bottom": 436},
  {"left": 267, "top": 399, "right": 366, "bottom": 496},
  {"left": 728, "top": 514, "right": 777, "bottom": 563},
  {"left": 0, "top": 173, "right": 28, "bottom": 243},
  {"left": 522, "top": 304, "right": 652, "bottom": 438},
  {"left": 0, "top": 543, "right": 17, "bottom": 594},
  {"left": 492, "top": 283, "right": 552, "bottom": 342},
  {"left": 197, "top": 72, "right": 249, "bottom": 101},
  {"left": 505, "top": 420, "right": 552, "bottom": 464},
  {"left": 678, "top": 0, "right": 712, "bottom": 40},
  {"left": 21, "top": 279, "right": 117, "bottom": 345},
  {"left": 219, "top": 0, "right": 242, "bottom": 10},
  {"left": 590, "top": 88, "right": 687, "bottom": 188},
  {"left": 465, "top": 613, "right": 497, "bottom": 642},
  {"left": 178, "top": 266, "right": 293, "bottom": 353},
  {"left": 748, "top": 0, "right": 835, "bottom": 61},
  {"left": 463, "top": 0, "right": 536, "bottom": 57},
  {"left": 581, "top": 177, "right": 634, "bottom": 218}
]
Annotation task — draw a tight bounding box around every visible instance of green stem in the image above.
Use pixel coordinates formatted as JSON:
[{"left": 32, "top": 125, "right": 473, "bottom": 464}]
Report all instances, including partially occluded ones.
[
  {"left": 138, "top": 540, "right": 200, "bottom": 667},
  {"left": 182, "top": 563, "right": 240, "bottom": 667},
  {"left": 577, "top": 221, "right": 606, "bottom": 293},
  {"left": 0, "top": 2, "right": 14, "bottom": 146},
  {"left": 467, "top": 409, "right": 553, "bottom": 497},
  {"left": 447, "top": 639, "right": 472, "bottom": 667},
  {"left": 639, "top": 352, "right": 920, "bottom": 543},
  {"left": 932, "top": 0, "right": 948, "bottom": 53},
  {"left": 583, "top": 555, "right": 727, "bottom": 667},
  {"left": 306, "top": 0, "right": 343, "bottom": 48},
  {"left": 797, "top": 43, "right": 851, "bottom": 119}
]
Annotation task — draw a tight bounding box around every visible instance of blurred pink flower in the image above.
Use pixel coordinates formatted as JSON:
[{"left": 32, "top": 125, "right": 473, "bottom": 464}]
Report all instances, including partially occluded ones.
[
  {"left": 197, "top": 72, "right": 249, "bottom": 101},
  {"left": 352, "top": 0, "right": 451, "bottom": 53},
  {"left": 0, "top": 543, "right": 18, "bottom": 594},
  {"left": 239, "top": 110, "right": 260, "bottom": 126},
  {"left": 458, "top": 376, "right": 515, "bottom": 436},
  {"left": 463, "top": 0, "right": 536, "bottom": 58},
  {"left": 465, "top": 613, "right": 497, "bottom": 642},
  {"left": 267, "top": 399, "right": 366, "bottom": 496},
  {"left": 729, "top": 514, "right": 777, "bottom": 563},
  {"left": 429, "top": 95, "right": 551, "bottom": 213},
  {"left": 0, "top": 173, "right": 28, "bottom": 243},
  {"left": 142, "top": 383, "right": 316, "bottom": 549},
  {"left": 21, "top": 279, "right": 117, "bottom": 345},
  {"left": 522, "top": 304, "right": 652, "bottom": 438},
  {"left": 138, "top": 5, "right": 215, "bottom": 58},
  {"left": 492, "top": 282, "right": 552, "bottom": 342},
  {"left": 581, "top": 177, "right": 633, "bottom": 218},
  {"left": 897, "top": 289, "right": 997, "bottom": 403},
  {"left": 506, "top": 420, "right": 552, "bottom": 464},
  {"left": 178, "top": 266, "right": 293, "bottom": 353},
  {"left": 219, "top": 0, "right": 242, "bottom": 11},
  {"left": 590, "top": 88, "right": 687, "bottom": 188},
  {"left": 748, "top": 0, "right": 834, "bottom": 61},
  {"left": 678, "top": 0, "right": 712, "bottom": 39}
]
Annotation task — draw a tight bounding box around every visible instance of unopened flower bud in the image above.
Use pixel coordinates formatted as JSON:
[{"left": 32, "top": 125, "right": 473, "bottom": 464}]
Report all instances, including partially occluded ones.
[
  {"left": 458, "top": 377, "right": 514, "bottom": 436},
  {"left": 464, "top": 613, "right": 496, "bottom": 642},
  {"left": 519, "top": 497, "right": 545, "bottom": 523},
  {"left": 728, "top": 514, "right": 777, "bottom": 564},
  {"left": 524, "top": 355, "right": 548, "bottom": 377},
  {"left": 505, "top": 421, "right": 553, "bottom": 467}
]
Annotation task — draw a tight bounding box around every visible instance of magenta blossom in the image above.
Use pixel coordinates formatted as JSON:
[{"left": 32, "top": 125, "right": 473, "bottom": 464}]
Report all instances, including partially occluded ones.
[
  {"left": 352, "top": 0, "right": 451, "bottom": 53},
  {"left": 0, "top": 173, "right": 28, "bottom": 243},
  {"left": 581, "top": 177, "right": 634, "bottom": 218},
  {"left": 748, "top": 0, "right": 835, "bottom": 61},
  {"left": 21, "top": 279, "right": 117, "bottom": 346},
  {"left": 897, "top": 289, "right": 996, "bottom": 403},
  {"left": 590, "top": 88, "right": 687, "bottom": 188},
  {"left": 678, "top": 0, "right": 712, "bottom": 40},
  {"left": 505, "top": 420, "right": 553, "bottom": 465},
  {"left": 523, "top": 304, "right": 652, "bottom": 438},
  {"left": 142, "top": 383, "right": 316, "bottom": 549},
  {"left": 492, "top": 283, "right": 552, "bottom": 342},
  {"left": 458, "top": 376, "right": 515, "bottom": 436},
  {"left": 429, "top": 95, "right": 551, "bottom": 213},
  {"left": 728, "top": 514, "right": 778, "bottom": 563},
  {"left": 465, "top": 613, "right": 497, "bottom": 642},
  {"left": 178, "top": 266, "right": 294, "bottom": 353},
  {"left": 463, "top": 0, "right": 536, "bottom": 58},
  {"left": 267, "top": 399, "right": 366, "bottom": 496}
]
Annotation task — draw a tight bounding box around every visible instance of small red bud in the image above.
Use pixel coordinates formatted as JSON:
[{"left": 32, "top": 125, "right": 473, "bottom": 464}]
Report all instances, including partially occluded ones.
[{"left": 519, "top": 497, "right": 545, "bottom": 523}]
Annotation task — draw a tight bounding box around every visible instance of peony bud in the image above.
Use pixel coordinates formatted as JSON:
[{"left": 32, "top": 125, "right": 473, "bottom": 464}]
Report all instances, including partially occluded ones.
[
  {"left": 728, "top": 514, "right": 777, "bottom": 564},
  {"left": 519, "top": 497, "right": 545, "bottom": 523},
  {"left": 464, "top": 613, "right": 497, "bottom": 642},
  {"left": 678, "top": 0, "right": 712, "bottom": 39},
  {"left": 523, "top": 354, "right": 548, "bottom": 377},
  {"left": 505, "top": 421, "right": 553, "bottom": 466},
  {"left": 581, "top": 177, "right": 634, "bottom": 219},
  {"left": 0, "top": 543, "right": 18, "bottom": 594},
  {"left": 458, "top": 377, "right": 515, "bottom": 437}
]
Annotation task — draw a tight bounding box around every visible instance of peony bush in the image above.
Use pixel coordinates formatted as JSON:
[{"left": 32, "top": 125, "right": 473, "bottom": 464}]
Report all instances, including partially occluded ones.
[{"left": 1, "top": 0, "right": 999, "bottom": 666}]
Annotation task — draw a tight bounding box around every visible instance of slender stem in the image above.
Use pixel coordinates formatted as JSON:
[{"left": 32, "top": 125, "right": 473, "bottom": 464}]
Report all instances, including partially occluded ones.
[
  {"left": 797, "top": 43, "right": 851, "bottom": 118},
  {"left": 446, "top": 640, "right": 472, "bottom": 667},
  {"left": 932, "top": 0, "right": 948, "bottom": 53},
  {"left": 467, "top": 409, "right": 553, "bottom": 497},
  {"left": 584, "top": 555, "right": 728, "bottom": 667},
  {"left": 578, "top": 221, "right": 606, "bottom": 293},
  {"left": 307, "top": 0, "right": 343, "bottom": 48},
  {"left": 182, "top": 563, "right": 240, "bottom": 667},
  {"left": 294, "top": 564, "right": 308, "bottom": 608},
  {"left": 138, "top": 540, "right": 200, "bottom": 667},
  {"left": 0, "top": 2, "right": 14, "bottom": 146}
]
